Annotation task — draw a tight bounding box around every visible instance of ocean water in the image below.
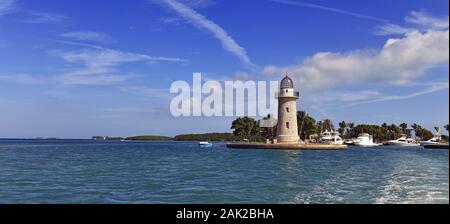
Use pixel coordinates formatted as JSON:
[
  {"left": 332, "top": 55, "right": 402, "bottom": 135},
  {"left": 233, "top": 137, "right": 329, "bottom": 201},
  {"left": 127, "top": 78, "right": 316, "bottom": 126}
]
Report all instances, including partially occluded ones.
[{"left": 0, "top": 140, "right": 448, "bottom": 204}]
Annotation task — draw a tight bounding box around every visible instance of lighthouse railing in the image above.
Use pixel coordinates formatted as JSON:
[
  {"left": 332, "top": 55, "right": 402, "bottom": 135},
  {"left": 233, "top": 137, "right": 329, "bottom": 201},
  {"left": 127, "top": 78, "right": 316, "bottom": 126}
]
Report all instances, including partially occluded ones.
[{"left": 275, "top": 91, "right": 300, "bottom": 99}]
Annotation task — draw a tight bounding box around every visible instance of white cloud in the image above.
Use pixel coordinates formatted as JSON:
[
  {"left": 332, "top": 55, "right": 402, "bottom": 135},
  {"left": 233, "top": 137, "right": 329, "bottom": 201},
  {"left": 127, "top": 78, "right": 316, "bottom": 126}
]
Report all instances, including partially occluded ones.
[
  {"left": 309, "top": 90, "right": 383, "bottom": 103},
  {"left": 375, "top": 10, "right": 449, "bottom": 35},
  {"left": 159, "top": 0, "right": 256, "bottom": 69},
  {"left": 300, "top": 82, "right": 448, "bottom": 111},
  {"left": 20, "top": 12, "right": 66, "bottom": 24},
  {"left": 264, "top": 29, "right": 449, "bottom": 92},
  {"left": 177, "top": 0, "right": 215, "bottom": 8},
  {"left": 0, "top": 1, "right": 66, "bottom": 24},
  {"left": 374, "top": 24, "right": 416, "bottom": 36},
  {"left": 0, "top": 74, "right": 47, "bottom": 84},
  {"left": 269, "top": 0, "right": 388, "bottom": 23},
  {"left": 119, "top": 86, "right": 171, "bottom": 100},
  {"left": 0, "top": 0, "right": 16, "bottom": 16},
  {"left": 344, "top": 82, "right": 449, "bottom": 107},
  {"left": 56, "top": 46, "right": 188, "bottom": 85},
  {"left": 406, "top": 11, "right": 449, "bottom": 30},
  {"left": 58, "top": 71, "right": 128, "bottom": 86},
  {"left": 61, "top": 31, "right": 114, "bottom": 43}
]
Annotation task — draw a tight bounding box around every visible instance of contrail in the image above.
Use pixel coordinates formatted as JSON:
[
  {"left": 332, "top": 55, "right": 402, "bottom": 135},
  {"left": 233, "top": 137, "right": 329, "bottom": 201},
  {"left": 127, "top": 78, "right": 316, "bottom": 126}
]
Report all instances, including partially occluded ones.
[
  {"left": 160, "top": 0, "right": 257, "bottom": 69},
  {"left": 269, "top": 0, "right": 389, "bottom": 23}
]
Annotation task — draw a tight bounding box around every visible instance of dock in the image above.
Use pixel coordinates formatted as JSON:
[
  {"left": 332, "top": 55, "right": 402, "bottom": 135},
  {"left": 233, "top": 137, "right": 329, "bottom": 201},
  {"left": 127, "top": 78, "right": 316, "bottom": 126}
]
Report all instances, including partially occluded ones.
[
  {"left": 424, "top": 144, "right": 449, "bottom": 149},
  {"left": 226, "top": 143, "right": 348, "bottom": 150}
]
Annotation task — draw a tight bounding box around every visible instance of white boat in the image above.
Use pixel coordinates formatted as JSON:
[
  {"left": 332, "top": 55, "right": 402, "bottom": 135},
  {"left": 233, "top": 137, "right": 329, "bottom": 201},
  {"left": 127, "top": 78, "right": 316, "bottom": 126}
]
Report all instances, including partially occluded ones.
[
  {"left": 199, "top": 141, "right": 213, "bottom": 148},
  {"left": 321, "top": 130, "right": 332, "bottom": 141},
  {"left": 419, "top": 137, "right": 441, "bottom": 146},
  {"left": 386, "top": 135, "right": 420, "bottom": 147},
  {"left": 353, "top": 133, "right": 380, "bottom": 147},
  {"left": 344, "top": 140, "right": 354, "bottom": 145},
  {"left": 321, "top": 130, "right": 344, "bottom": 145},
  {"left": 419, "top": 129, "right": 442, "bottom": 146}
]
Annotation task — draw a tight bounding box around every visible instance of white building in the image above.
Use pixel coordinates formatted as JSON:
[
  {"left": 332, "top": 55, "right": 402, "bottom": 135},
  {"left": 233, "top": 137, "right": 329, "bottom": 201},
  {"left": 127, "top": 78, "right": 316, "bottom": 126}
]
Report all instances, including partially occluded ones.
[{"left": 276, "top": 75, "right": 300, "bottom": 143}]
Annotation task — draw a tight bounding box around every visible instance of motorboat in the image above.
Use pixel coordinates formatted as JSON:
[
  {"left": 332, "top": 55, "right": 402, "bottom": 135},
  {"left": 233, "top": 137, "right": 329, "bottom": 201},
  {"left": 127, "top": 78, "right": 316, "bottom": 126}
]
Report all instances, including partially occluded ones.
[
  {"left": 321, "top": 130, "right": 344, "bottom": 145},
  {"left": 344, "top": 139, "right": 355, "bottom": 145},
  {"left": 419, "top": 129, "right": 442, "bottom": 146},
  {"left": 353, "top": 133, "right": 380, "bottom": 147},
  {"left": 419, "top": 137, "right": 442, "bottom": 146},
  {"left": 386, "top": 135, "right": 420, "bottom": 147},
  {"left": 199, "top": 141, "right": 213, "bottom": 148},
  {"left": 321, "top": 130, "right": 332, "bottom": 141}
]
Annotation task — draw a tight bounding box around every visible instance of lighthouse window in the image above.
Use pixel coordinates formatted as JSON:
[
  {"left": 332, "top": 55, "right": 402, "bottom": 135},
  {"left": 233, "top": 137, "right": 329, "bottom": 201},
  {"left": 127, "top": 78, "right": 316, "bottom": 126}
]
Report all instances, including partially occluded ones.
[
  {"left": 286, "top": 122, "right": 290, "bottom": 129},
  {"left": 286, "top": 107, "right": 290, "bottom": 113}
]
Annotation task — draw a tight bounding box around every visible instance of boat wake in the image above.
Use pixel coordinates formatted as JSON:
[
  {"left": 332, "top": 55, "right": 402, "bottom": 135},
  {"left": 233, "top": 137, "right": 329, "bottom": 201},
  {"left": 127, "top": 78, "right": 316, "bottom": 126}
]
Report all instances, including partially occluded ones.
[
  {"left": 375, "top": 156, "right": 449, "bottom": 204},
  {"left": 286, "top": 165, "right": 373, "bottom": 204}
]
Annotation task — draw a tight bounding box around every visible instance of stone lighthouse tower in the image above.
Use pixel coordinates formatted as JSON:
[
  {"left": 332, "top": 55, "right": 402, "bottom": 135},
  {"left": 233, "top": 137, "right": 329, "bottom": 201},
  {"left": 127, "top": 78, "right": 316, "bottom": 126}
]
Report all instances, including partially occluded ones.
[{"left": 276, "top": 75, "right": 300, "bottom": 143}]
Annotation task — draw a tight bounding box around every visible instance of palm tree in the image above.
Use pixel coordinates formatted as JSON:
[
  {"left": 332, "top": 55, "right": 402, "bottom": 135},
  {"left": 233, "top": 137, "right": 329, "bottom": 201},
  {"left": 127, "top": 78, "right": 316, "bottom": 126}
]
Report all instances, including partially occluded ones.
[
  {"left": 297, "top": 111, "right": 317, "bottom": 140},
  {"left": 317, "top": 121, "right": 323, "bottom": 134},
  {"left": 434, "top": 126, "right": 440, "bottom": 134},
  {"left": 231, "top": 117, "right": 260, "bottom": 141},
  {"left": 297, "top": 111, "right": 307, "bottom": 138},
  {"left": 338, "top": 121, "right": 347, "bottom": 138},
  {"left": 347, "top": 122, "right": 355, "bottom": 138},
  {"left": 322, "top": 119, "right": 334, "bottom": 132},
  {"left": 399, "top": 123, "right": 411, "bottom": 137},
  {"left": 411, "top": 123, "right": 433, "bottom": 140},
  {"left": 389, "top": 124, "right": 402, "bottom": 139},
  {"left": 399, "top": 123, "right": 407, "bottom": 133}
]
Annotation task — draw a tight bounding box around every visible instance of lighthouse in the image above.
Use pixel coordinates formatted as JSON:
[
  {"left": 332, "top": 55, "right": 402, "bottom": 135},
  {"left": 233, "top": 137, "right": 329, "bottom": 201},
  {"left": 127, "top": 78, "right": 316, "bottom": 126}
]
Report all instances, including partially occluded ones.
[{"left": 276, "top": 75, "right": 300, "bottom": 143}]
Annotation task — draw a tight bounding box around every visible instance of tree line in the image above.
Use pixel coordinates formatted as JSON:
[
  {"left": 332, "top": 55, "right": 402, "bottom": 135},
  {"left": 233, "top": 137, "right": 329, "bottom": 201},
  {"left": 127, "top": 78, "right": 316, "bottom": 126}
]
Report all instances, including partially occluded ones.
[{"left": 230, "top": 111, "right": 450, "bottom": 143}]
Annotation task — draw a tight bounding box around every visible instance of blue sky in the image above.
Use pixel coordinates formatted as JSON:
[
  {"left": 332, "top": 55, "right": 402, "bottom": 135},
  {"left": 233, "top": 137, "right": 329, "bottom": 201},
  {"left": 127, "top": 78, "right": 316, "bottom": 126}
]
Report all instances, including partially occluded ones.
[{"left": 0, "top": 0, "right": 448, "bottom": 138}]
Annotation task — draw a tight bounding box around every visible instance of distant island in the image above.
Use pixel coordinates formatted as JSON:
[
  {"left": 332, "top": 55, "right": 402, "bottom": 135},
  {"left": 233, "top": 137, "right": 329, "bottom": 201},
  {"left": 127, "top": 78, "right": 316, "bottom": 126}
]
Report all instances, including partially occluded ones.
[
  {"left": 92, "top": 113, "right": 449, "bottom": 144},
  {"left": 92, "top": 136, "right": 125, "bottom": 141},
  {"left": 125, "top": 136, "right": 173, "bottom": 141},
  {"left": 173, "top": 133, "right": 238, "bottom": 141},
  {"left": 125, "top": 133, "right": 238, "bottom": 141},
  {"left": 92, "top": 133, "right": 239, "bottom": 142}
]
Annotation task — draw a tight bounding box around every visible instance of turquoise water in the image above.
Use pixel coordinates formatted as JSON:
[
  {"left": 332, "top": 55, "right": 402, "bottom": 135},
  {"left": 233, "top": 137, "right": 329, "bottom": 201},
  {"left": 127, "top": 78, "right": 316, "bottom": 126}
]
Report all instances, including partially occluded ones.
[{"left": 0, "top": 140, "right": 448, "bottom": 204}]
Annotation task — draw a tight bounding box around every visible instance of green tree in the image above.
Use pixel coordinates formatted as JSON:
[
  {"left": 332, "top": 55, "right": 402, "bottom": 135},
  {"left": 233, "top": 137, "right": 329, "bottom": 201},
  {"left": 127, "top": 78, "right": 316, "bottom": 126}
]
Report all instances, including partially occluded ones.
[
  {"left": 297, "top": 111, "right": 317, "bottom": 140},
  {"left": 350, "top": 124, "right": 389, "bottom": 142},
  {"left": 297, "top": 111, "right": 307, "bottom": 138},
  {"left": 388, "top": 124, "right": 402, "bottom": 140},
  {"left": 174, "top": 133, "right": 237, "bottom": 141},
  {"left": 347, "top": 123, "right": 355, "bottom": 138},
  {"left": 399, "top": 123, "right": 407, "bottom": 132},
  {"left": 338, "top": 121, "right": 348, "bottom": 138},
  {"left": 399, "top": 123, "right": 411, "bottom": 137},
  {"left": 445, "top": 124, "right": 450, "bottom": 133},
  {"left": 411, "top": 123, "right": 434, "bottom": 140},
  {"left": 231, "top": 117, "right": 261, "bottom": 142},
  {"left": 321, "top": 119, "right": 334, "bottom": 132},
  {"left": 317, "top": 121, "right": 323, "bottom": 133}
]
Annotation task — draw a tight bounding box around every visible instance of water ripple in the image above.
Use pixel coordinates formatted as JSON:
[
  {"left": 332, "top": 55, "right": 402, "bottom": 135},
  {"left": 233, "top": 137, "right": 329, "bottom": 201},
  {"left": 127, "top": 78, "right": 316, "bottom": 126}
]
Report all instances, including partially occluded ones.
[{"left": 0, "top": 140, "right": 448, "bottom": 204}]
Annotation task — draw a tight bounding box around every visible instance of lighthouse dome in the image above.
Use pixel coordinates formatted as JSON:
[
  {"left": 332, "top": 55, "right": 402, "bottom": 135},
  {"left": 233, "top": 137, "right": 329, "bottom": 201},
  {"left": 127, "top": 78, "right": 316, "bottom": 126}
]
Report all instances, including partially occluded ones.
[{"left": 280, "top": 75, "right": 294, "bottom": 89}]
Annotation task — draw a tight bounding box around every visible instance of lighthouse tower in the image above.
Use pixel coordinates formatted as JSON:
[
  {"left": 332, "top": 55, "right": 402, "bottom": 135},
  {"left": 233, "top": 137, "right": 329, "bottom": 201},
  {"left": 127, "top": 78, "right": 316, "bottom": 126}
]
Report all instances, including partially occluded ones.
[{"left": 276, "top": 75, "right": 300, "bottom": 143}]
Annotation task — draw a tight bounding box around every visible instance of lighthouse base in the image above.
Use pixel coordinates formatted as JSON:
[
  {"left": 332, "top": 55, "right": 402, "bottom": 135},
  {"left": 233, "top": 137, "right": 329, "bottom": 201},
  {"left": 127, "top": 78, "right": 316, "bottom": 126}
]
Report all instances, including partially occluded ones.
[{"left": 277, "top": 135, "right": 300, "bottom": 144}]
